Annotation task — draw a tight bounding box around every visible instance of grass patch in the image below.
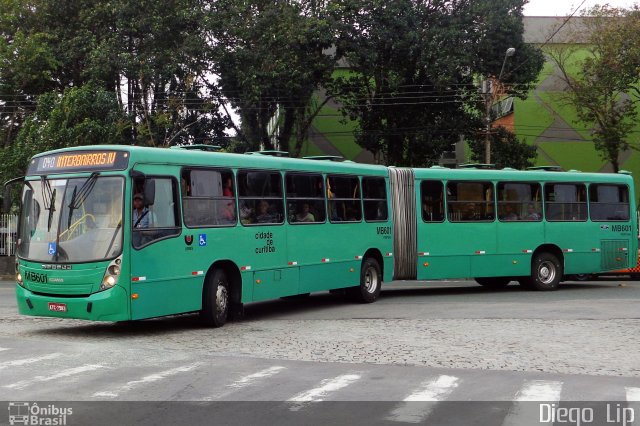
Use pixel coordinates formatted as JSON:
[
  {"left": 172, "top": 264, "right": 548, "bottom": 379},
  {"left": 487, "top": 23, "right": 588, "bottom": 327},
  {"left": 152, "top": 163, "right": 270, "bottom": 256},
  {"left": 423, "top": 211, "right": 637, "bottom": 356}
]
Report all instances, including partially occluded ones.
[
  {"left": 514, "top": 96, "right": 554, "bottom": 143},
  {"left": 312, "top": 104, "right": 362, "bottom": 160},
  {"left": 537, "top": 142, "right": 603, "bottom": 171}
]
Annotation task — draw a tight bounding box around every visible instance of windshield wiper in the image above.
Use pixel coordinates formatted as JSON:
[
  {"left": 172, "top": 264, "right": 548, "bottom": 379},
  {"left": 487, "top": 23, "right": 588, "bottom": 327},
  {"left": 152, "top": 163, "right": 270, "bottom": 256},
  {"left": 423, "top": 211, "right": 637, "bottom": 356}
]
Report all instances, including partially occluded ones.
[
  {"left": 66, "top": 172, "right": 99, "bottom": 229},
  {"left": 104, "top": 220, "right": 122, "bottom": 258},
  {"left": 40, "top": 176, "right": 56, "bottom": 232}
]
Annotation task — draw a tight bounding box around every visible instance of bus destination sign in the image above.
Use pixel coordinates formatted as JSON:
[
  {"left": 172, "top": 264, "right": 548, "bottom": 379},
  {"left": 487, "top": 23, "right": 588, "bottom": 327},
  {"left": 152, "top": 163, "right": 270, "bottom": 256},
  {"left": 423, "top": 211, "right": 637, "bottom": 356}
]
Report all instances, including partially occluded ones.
[{"left": 28, "top": 150, "right": 129, "bottom": 175}]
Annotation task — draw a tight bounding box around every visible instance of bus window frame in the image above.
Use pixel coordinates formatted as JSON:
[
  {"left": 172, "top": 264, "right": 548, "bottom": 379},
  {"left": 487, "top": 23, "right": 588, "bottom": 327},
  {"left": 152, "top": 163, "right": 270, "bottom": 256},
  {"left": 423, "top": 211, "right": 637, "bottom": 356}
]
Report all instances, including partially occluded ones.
[
  {"left": 588, "top": 183, "right": 631, "bottom": 222},
  {"left": 446, "top": 180, "right": 495, "bottom": 223},
  {"left": 420, "top": 179, "right": 445, "bottom": 223},
  {"left": 327, "top": 173, "right": 363, "bottom": 224},
  {"left": 180, "top": 166, "right": 237, "bottom": 229},
  {"left": 544, "top": 182, "right": 588, "bottom": 222},
  {"left": 496, "top": 181, "right": 543, "bottom": 223},
  {"left": 362, "top": 176, "right": 388, "bottom": 223},
  {"left": 132, "top": 175, "right": 182, "bottom": 250},
  {"left": 237, "top": 168, "right": 285, "bottom": 227},
  {"left": 285, "top": 171, "right": 326, "bottom": 226}
]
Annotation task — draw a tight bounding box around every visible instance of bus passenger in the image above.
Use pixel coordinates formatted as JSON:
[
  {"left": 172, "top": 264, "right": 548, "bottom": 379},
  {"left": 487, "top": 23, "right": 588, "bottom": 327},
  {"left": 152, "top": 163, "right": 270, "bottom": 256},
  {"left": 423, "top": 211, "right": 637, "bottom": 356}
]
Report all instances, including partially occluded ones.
[
  {"left": 255, "top": 200, "right": 276, "bottom": 223},
  {"left": 525, "top": 203, "right": 541, "bottom": 220},
  {"left": 295, "top": 202, "right": 315, "bottom": 222},
  {"left": 218, "top": 200, "right": 236, "bottom": 224},
  {"left": 223, "top": 177, "right": 233, "bottom": 197},
  {"left": 500, "top": 204, "right": 519, "bottom": 221}
]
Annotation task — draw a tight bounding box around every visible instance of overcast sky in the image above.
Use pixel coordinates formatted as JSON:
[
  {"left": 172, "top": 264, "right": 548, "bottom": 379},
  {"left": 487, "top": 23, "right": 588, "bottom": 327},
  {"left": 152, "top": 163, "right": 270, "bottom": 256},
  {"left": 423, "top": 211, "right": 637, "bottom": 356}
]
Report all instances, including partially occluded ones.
[{"left": 523, "top": 0, "right": 638, "bottom": 15}]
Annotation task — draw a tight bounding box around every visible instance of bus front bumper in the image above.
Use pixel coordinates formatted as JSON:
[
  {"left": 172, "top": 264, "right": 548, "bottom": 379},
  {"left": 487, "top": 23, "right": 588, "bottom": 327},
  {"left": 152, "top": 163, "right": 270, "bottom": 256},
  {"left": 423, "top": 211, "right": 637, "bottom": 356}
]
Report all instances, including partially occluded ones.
[{"left": 15, "top": 284, "right": 130, "bottom": 322}]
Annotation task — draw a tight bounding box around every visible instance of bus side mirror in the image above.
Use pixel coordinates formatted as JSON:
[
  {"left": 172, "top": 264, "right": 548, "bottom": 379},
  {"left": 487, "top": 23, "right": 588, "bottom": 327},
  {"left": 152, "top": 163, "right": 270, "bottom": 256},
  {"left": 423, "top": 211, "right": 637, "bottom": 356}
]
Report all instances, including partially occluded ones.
[{"left": 144, "top": 180, "right": 155, "bottom": 206}]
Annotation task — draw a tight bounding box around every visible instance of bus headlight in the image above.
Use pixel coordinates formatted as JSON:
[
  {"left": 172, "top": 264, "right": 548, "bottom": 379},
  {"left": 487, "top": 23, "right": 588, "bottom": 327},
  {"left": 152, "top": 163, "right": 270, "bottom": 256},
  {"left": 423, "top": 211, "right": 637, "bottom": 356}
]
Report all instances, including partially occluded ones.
[
  {"left": 100, "top": 256, "right": 122, "bottom": 291},
  {"left": 16, "top": 272, "right": 23, "bottom": 287}
]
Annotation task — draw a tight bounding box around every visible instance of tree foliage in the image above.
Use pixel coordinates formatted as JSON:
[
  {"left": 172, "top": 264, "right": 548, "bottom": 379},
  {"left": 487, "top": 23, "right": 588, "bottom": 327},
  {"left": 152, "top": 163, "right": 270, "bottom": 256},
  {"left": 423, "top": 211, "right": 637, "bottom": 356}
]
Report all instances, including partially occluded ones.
[
  {"left": 0, "top": 84, "right": 127, "bottom": 180},
  {"left": 205, "top": 0, "right": 337, "bottom": 153},
  {"left": 546, "top": 5, "right": 640, "bottom": 172},
  {"left": 467, "top": 126, "right": 537, "bottom": 169},
  {"left": 329, "top": 0, "right": 544, "bottom": 166}
]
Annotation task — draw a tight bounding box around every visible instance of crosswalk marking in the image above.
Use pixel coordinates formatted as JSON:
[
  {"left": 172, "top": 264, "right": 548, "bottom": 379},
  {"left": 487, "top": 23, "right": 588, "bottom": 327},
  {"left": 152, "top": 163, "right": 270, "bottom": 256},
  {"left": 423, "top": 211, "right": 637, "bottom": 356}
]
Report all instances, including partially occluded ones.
[
  {"left": 288, "top": 373, "right": 361, "bottom": 411},
  {"left": 387, "top": 375, "right": 460, "bottom": 423},
  {"left": 4, "top": 364, "right": 106, "bottom": 390},
  {"left": 514, "top": 380, "right": 563, "bottom": 401},
  {"left": 92, "top": 363, "right": 202, "bottom": 398},
  {"left": 229, "top": 366, "right": 286, "bottom": 388},
  {"left": 0, "top": 353, "right": 62, "bottom": 370},
  {"left": 502, "top": 380, "right": 563, "bottom": 426},
  {"left": 0, "top": 347, "right": 9, "bottom": 352}
]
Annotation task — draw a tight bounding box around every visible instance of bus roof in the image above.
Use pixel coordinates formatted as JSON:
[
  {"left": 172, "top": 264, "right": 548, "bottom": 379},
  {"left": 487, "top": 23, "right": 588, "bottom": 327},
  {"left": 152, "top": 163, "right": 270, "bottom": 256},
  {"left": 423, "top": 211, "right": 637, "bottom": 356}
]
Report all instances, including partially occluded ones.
[{"left": 29, "top": 145, "right": 389, "bottom": 177}]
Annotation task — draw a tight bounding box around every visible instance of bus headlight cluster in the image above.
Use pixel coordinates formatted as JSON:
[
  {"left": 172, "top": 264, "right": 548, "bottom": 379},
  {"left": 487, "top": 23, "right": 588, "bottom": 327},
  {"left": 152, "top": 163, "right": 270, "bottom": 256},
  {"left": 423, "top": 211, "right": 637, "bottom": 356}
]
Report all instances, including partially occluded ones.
[
  {"left": 15, "top": 261, "right": 24, "bottom": 287},
  {"left": 100, "top": 257, "right": 122, "bottom": 291}
]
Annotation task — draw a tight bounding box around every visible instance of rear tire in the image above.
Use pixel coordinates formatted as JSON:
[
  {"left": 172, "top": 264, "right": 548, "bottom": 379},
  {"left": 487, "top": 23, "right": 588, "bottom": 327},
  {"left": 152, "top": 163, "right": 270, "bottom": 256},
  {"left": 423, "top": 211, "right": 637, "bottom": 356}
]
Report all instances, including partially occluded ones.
[
  {"left": 201, "top": 269, "right": 229, "bottom": 327},
  {"left": 474, "top": 277, "right": 511, "bottom": 288},
  {"left": 525, "top": 252, "right": 563, "bottom": 291},
  {"left": 347, "top": 257, "right": 382, "bottom": 303}
]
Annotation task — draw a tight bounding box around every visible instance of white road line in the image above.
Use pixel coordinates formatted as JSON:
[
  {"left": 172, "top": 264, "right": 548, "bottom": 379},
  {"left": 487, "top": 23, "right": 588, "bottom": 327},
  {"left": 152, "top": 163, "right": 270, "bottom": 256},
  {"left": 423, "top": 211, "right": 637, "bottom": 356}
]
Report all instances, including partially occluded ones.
[
  {"left": 4, "top": 364, "right": 105, "bottom": 390},
  {"left": 0, "top": 353, "right": 62, "bottom": 370},
  {"left": 387, "top": 375, "right": 460, "bottom": 423},
  {"left": 502, "top": 380, "right": 563, "bottom": 426},
  {"left": 229, "top": 366, "right": 286, "bottom": 388},
  {"left": 0, "top": 347, "right": 10, "bottom": 352},
  {"left": 200, "top": 366, "right": 288, "bottom": 401},
  {"left": 288, "top": 373, "right": 361, "bottom": 411},
  {"left": 514, "top": 380, "right": 563, "bottom": 401},
  {"left": 92, "top": 363, "right": 202, "bottom": 398}
]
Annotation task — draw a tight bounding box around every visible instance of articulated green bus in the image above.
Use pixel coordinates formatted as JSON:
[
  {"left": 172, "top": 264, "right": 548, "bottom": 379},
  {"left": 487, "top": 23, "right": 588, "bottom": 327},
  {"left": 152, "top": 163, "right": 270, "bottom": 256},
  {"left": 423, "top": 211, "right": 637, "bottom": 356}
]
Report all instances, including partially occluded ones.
[{"left": 6, "top": 146, "right": 637, "bottom": 326}]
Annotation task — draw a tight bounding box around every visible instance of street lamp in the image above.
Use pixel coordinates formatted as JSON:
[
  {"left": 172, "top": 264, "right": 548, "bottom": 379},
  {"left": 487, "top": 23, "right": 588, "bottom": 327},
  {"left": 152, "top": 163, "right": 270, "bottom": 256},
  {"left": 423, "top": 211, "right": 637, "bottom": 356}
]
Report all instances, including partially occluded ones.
[{"left": 484, "top": 47, "right": 516, "bottom": 164}]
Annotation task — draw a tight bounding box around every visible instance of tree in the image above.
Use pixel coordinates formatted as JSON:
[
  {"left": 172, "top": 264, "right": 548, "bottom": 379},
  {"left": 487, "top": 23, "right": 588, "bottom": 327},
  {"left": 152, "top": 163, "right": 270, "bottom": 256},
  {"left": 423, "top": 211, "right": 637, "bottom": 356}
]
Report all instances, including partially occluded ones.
[
  {"left": 329, "top": 0, "right": 544, "bottom": 166},
  {"left": 205, "top": 0, "right": 337, "bottom": 153},
  {"left": 0, "top": 84, "right": 127, "bottom": 181},
  {"left": 467, "top": 126, "right": 537, "bottom": 169},
  {"left": 546, "top": 6, "right": 640, "bottom": 172}
]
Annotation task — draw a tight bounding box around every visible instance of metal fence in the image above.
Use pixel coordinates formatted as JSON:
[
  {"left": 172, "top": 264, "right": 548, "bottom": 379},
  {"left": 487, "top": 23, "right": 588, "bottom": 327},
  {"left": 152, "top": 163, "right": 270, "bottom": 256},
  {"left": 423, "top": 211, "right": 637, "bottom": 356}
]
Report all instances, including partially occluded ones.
[{"left": 0, "top": 214, "right": 18, "bottom": 256}]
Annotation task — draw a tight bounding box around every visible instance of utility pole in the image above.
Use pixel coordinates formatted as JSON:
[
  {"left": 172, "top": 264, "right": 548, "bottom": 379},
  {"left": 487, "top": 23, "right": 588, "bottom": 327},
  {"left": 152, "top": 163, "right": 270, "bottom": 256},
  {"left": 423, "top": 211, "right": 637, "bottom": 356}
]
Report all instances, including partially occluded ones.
[{"left": 484, "top": 47, "right": 516, "bottom": 165}]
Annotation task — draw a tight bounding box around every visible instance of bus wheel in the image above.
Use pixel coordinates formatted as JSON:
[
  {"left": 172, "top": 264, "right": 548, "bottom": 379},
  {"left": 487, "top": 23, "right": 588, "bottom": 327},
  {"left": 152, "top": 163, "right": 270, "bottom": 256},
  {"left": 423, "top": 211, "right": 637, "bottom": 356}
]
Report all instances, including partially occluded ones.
[
  {"left": 201, "top": 269, "right": 229, "bottom": 327},
  {"left": 474, "top": 277, "right": 511, "bottom": 288},
  {"left": 348, "top": 257, "right": 382, "bottom": 303},
  {"left": 528, "top": 252, "right": 562, "bottom": 291}
]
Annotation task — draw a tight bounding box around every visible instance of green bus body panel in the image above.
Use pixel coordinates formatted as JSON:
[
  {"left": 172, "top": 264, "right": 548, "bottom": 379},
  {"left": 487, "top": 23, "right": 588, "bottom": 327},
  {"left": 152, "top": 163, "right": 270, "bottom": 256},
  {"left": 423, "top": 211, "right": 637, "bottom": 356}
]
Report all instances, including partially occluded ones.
[
  {"left": 414, "top": 168, "right": 637, "bottom": 280},
  {"left": 13, "top": 145, "right": 637, "bottom": 323}
]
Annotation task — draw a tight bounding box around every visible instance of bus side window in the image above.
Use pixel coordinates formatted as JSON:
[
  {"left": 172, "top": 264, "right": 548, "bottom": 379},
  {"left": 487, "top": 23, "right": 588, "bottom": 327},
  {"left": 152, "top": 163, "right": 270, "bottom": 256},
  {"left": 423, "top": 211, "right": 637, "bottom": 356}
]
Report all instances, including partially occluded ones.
[
  {"left": 545, "top": 183, "right": 587, "bottom": 222},
  {"left": 447, "top": 181, "right": 494, "bottom": 222},
  {"left": 589, "top": 184, "right": 630, "bottom": 221},
  {"left": 421, "top": 180, "right": 444, "bottom": 222},
  {"left": 133, "top": 177, "right": 180, "bottom": 248},
  {"left": 363, "top": 177, "right": 387, "bottom": 222},
  {"left": 327, "top": 175, "right": 361, "bottom": 223},
  {"left": 181, "top": 168, "right": 236, "bottom": 227},
  {"left": 238, "top": 170, "right": 284, "bottom": 226},
  {"left": 286, "top": 173, "right": 325, "bottom": 224}
]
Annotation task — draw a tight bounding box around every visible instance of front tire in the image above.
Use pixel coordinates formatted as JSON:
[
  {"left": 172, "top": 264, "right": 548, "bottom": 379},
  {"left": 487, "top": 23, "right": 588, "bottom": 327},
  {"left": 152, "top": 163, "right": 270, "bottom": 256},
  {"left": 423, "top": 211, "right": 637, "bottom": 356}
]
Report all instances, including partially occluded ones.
[
  {"left": 525, "top": 252, "right": 563, "bottom": 291},
  {"left": 201, "top": 269, "right": 229, "bottom": 327},
  {"left": 347, "top": 257, "right": 382, "bottom": 303}
]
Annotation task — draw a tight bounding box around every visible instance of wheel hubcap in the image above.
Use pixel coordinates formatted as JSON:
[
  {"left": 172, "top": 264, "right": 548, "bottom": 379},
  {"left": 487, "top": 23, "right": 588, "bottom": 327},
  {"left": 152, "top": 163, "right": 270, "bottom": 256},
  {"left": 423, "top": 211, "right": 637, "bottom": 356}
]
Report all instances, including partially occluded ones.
[
  {"left": 364, "top": 267, "right": 379, "bottom": 293},
  {"left": 538, "top": 261, "right": 556, "bottom": 284},
  {"left": 216, "top": 284, "right": 228, "bottom": 315}
]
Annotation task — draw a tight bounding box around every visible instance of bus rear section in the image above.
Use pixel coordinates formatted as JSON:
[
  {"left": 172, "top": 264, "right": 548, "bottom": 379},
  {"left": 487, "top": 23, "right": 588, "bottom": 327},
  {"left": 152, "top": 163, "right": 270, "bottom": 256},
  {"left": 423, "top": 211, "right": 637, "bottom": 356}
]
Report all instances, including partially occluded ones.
[{"left": 390, "top": 166, "right": 637, "bottom": 290}]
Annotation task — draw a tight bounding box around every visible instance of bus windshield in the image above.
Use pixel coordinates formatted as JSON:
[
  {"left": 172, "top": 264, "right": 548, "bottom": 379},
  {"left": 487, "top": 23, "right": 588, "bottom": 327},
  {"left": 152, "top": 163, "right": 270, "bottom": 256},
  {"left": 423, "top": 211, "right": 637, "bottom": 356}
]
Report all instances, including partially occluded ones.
[{"left": 18, "top": 176, "right": 124, "bottom": 263}]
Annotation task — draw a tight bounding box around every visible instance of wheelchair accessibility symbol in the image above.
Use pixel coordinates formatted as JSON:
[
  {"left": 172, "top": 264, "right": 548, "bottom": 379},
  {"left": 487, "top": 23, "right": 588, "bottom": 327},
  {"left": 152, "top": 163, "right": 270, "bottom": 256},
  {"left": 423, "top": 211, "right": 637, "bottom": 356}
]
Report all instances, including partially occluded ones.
[
  {"left": 47, "top": 242, "right": 57, "bottom": 255},
  {"left": 198, "top": 234, "right": 207, "bottom": 247}
]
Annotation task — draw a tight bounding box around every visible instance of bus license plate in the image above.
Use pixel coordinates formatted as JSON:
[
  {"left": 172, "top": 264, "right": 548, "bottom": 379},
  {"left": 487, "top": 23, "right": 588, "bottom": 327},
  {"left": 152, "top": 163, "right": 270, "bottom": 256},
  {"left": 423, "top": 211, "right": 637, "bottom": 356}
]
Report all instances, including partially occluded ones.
[{"left": 48, "top": 302, "right": 67, "bottom": 312}]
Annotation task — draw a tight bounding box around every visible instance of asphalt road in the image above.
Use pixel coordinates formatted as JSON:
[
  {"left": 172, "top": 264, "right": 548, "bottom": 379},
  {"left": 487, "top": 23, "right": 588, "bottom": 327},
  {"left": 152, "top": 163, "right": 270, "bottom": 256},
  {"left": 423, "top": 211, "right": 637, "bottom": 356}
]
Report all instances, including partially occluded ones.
[{"left": 1, "top": 277, "right": 639, "bottom": 425}]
